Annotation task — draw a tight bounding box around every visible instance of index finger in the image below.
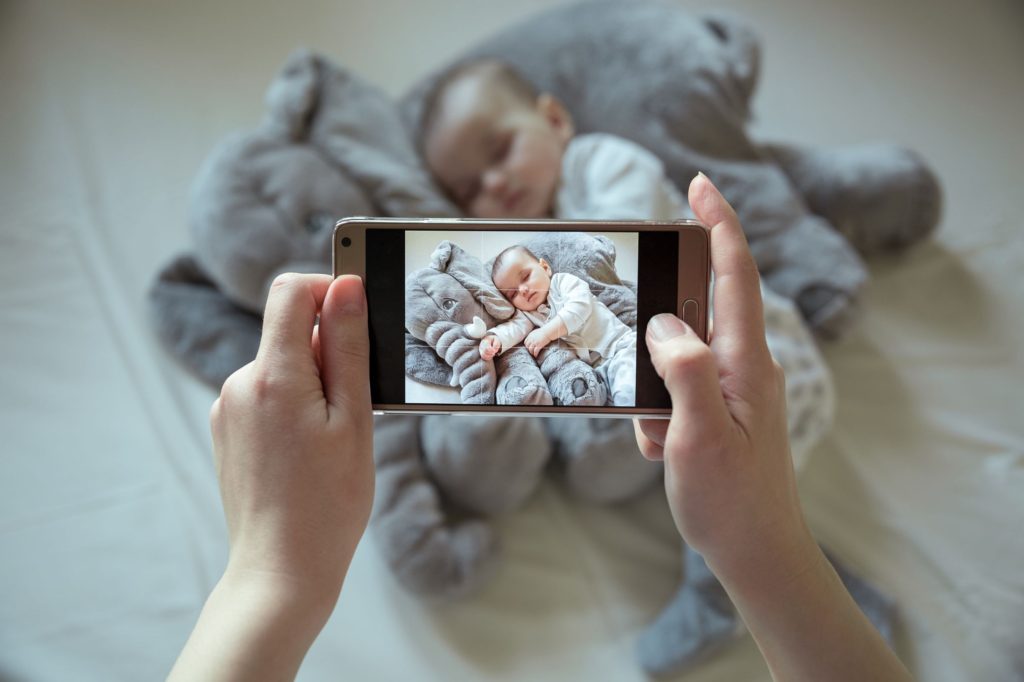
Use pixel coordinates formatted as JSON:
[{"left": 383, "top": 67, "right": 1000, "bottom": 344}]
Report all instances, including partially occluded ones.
[
  {"left": 256, "top": 273, "right": 333, "bottom": 370},
  {"left": 688, "top": 173, "right": 772, "bottom": 372}
]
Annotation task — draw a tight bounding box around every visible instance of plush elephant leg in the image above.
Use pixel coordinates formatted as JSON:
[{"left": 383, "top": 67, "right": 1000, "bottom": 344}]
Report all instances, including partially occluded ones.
[
  {"left": 764, "top": 142, "right": 943, "bottom": 256},
  {"left": 636, "top": 544, "right": 898, "bottom": 676},
  {"left": 635, "top": 545, "right": 741, "bottom": 677},
  {"left": 547, "top": 418, "right": 662, "bottom": 504},
  {"left": 495, "top": 346, "right": 554, "bottom": 405},
  {"left": 538, "top": 344, "right": 607, "bottom": 407},
  {"left": 421, "top": 415, "right": 552, "bottom": 515},
  {"left": 371, "top": 415, "right": 500, "bottom": 600}
]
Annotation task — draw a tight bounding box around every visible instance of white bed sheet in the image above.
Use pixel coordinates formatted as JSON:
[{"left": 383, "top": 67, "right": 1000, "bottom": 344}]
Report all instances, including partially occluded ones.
[{"left": 2, "top": 1, "right": 1022, "bottom": 680}]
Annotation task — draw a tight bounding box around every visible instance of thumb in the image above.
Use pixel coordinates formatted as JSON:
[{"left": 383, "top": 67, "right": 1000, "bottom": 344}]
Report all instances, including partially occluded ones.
[
  {"left": 646, "top": 314, "right": 732, "bottom": 453},
  {"left": 319, "top": 275, "right": 371, "bottom": 411}
]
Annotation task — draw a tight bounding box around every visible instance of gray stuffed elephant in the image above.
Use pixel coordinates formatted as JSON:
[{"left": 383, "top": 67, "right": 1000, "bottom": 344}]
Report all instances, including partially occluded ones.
[{"left": 150, "top": 1, "right": 931, "bottom": 674}]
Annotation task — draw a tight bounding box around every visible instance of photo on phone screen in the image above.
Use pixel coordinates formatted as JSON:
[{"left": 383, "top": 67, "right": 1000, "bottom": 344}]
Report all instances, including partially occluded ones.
[{"left": 404, "top": 230, "right": 639, "bottom": 407}]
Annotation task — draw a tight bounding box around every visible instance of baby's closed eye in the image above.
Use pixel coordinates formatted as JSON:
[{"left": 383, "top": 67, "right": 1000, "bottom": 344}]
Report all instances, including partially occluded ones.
[{"left": 491, "top": 133, "right": 512, "bottom": 162}]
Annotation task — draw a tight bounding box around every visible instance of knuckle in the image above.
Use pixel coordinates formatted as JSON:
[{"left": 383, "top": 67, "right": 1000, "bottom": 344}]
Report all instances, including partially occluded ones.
[
  {"left": 662, "top": 341, "right": 714, "bottom": 380},
  {"left": 219, "top": 361, "right": 285, "bottom": 407},
  {"left": 270, "top": 272, "right": 301, "bottom": 290},
  {"left": 219, "top": 362, "right": 251, "bottom": 402},
  {"left": 247, "top": 369, "right": 283, "bottom": 403},
  {"left": 219, "top": 371, "right": 240, "bottom": 403}
]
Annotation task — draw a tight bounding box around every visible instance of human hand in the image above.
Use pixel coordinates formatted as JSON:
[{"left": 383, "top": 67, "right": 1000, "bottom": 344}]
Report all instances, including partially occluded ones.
[
  {"left": 524, "top": 328, "right": 552, "bottom": 357},
  {"left": 479, "top": 334, "right": 500, "bottom": 360},
  {"left": 634, "top": 174, "right": 811, "bottom": 585},
  {"left": 210, "top": 274, "right": 373, "bottom": 603},
  {"left": 171, "top": 274, "right": 374, "bottom": 681}
]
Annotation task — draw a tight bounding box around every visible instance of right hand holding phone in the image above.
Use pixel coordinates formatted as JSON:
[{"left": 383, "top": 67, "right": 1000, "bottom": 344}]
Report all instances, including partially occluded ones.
[
  {"left": 479, "top": 334, "right": 501, "bottom": 360},
  {"left": 635, "top": 173, "right": 814, "bottom": 586}
]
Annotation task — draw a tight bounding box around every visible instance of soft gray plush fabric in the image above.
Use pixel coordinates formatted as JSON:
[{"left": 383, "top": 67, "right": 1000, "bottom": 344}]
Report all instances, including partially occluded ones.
[
  {"left": 145, "top": 2, "right": 942, "bottom": 675},
  {"left": 190, "top": 48, "right": 455, "bottom": 314}
]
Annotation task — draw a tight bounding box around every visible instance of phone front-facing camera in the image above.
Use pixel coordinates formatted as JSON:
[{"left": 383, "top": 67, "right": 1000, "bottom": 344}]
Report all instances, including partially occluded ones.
[{"left": 341, "top": 237, "right": 352, "bottom": 247}]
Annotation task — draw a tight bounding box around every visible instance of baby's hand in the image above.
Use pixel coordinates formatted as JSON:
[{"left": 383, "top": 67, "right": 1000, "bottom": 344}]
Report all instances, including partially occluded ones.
[
  {"left": 524, "top": 329, "right": 552, "bottom": 357},
  {"left": 479, "top": 334, "right": 500, "bottom": 360}
]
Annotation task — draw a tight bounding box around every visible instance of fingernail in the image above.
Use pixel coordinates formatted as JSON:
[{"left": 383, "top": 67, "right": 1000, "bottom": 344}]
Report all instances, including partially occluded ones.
[
  {"left": 335, "top": 276, "right": 365, "bottom": 315},
  {"left": 647, "top": 313, "right": 687, "bottom": 342}
]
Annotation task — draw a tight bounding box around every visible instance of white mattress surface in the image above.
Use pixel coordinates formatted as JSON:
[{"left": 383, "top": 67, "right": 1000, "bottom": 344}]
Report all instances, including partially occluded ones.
[{"left": 2, "top": 1, "right": 1022, "bottom": 680}]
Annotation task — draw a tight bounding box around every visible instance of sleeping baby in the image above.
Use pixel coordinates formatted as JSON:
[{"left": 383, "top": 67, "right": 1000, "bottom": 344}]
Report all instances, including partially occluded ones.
[
  {"left": 480, "top": 245, "right": 637, "bottom": 406},
  {"left": 420, "top": 58, "right": 689, "bottom": 223}
]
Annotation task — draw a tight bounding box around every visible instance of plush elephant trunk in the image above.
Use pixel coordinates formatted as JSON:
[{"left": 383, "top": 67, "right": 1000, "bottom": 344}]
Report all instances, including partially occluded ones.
[
  {"left": 371, "top": 416, "right": 498, "bottom": 599},
  {"left": 424, "top": 320, "right": 496, "bottom": 404}
]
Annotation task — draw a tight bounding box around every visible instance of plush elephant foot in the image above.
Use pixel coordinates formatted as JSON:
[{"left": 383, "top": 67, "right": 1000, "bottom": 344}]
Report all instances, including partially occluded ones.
[
  {"left": 420, "top": 415, "right": 552, "bottom": 515},
  {"left": 496, "top": 372, "right": 553, "bottom": 406},
  {"left": 796, "top": 285, "right": 862, "bottom": 340},
  {"left": 547, "top": 418, "right": 662, "bottom": 503},
  {"left": 635, "top": 547, "right": 742, "bottom": 676},
  {"left": 538, "top": 346, "right": 608, "bottom": 407},
  {"left": 635, "top": 578, "right": 742, "bottom": 676},
  {"left": 388, "top": 517, "right": 501, "bottom": 600},
  {"left": 766, "top": 142, "right": 943, "bottom": 255}
]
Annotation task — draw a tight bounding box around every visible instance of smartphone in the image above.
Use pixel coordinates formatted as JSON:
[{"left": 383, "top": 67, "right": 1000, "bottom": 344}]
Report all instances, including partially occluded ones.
[{"left": 333, "top": 218, "right": 709, "bottom": 418}]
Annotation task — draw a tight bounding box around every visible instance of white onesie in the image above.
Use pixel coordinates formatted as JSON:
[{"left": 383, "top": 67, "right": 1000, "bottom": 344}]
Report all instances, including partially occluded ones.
[{"left": 554, "top": 132, "right": 692, "bottom": 222}]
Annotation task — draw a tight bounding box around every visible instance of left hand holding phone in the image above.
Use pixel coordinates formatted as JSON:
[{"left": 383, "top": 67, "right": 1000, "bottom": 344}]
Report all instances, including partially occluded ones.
[{"left": 170, "top": 273, "right": 374, "bottom": 681}]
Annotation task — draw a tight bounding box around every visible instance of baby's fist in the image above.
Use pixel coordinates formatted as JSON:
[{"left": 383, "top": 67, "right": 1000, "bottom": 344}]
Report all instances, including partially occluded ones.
[
  {"left": 479, "top": 335, "right": 500, "bottom": 360},
  {"left": 524, "top": 329, "right": 551, "bottom": 357}
]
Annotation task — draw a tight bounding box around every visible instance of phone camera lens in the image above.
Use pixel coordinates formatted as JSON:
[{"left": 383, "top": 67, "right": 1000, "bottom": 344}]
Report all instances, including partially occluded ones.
[{"left": 341, "top": 237, "right": 352, "bottom": 247}]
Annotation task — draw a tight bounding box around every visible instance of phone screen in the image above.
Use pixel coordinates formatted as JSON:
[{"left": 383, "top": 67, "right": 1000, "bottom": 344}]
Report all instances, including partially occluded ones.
[{"left": 360, "top": 226, "right": 700, "bottom": 414}]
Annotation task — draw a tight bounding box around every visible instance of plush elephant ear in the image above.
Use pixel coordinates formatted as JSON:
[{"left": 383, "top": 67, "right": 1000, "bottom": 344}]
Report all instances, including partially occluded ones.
[
  {"left": 263, "top": 49, "right": 319, "bottom": 141},
  {"left": 429, "top": 240, "right": 455, "bottom": 271},
  {"left": 590, "top": 235, "right": 618, "bottom": 269},
  {"left": 430, "top": 240, "right": 515, "bottom": 321}
]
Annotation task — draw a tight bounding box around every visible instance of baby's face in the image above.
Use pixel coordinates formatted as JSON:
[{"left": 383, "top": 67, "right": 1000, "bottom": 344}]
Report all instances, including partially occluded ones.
[
  {"left": 424, "top": 76, "right": 573, "bottom": 219},
  {"left": 493, "top": 252, "right": 552, "bottom": 312}
]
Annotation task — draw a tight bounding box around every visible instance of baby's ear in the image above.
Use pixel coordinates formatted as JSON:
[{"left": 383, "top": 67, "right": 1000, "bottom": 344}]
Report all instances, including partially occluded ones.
[{"left": 537, "top": 94, "right": 574, "bottom": 142}]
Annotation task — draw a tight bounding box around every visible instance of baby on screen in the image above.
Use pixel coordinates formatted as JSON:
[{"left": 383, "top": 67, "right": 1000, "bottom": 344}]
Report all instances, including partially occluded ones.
[{"left": 480, "top": 245, "right": 637, "bottom": 407}]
